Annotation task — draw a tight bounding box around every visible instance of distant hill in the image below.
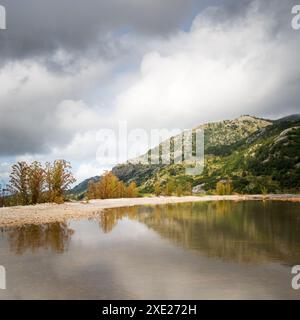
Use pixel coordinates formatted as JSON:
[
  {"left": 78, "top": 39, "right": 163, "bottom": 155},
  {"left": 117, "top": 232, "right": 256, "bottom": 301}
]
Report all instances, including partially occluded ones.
[
  {"left": 68, "top": 176, "right": 100, "bottom": 199},
  {"left": 275, "top": 114, "right": 300, "bottom": 123},
  {"left": 69, "top": 114, "right": 300, "bottom": 197}
]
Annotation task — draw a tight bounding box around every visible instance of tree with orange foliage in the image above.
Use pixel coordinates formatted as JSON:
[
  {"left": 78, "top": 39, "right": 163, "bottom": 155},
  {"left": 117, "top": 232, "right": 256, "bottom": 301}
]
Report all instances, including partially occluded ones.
[
  {"left": 28, "top": 161, "right": 45, "bottom": 204},
  {"left": 8, "top": 160, "right": 75, "bottom": 205},
  {"left": 45, "top": 160, "right": 76, "bottom": 203},
  {"left": 87, "top": 172, "right": 139, "bottom": 199},
  {"left": 8, "top": 161, "right": 30, "bottom": 205},
  {"left": 126, "top": 181, "right": 138, "bottom": 198}
]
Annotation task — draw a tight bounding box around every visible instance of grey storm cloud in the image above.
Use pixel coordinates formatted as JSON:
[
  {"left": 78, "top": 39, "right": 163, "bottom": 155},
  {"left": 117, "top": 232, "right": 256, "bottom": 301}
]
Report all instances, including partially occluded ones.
[
  {"left": 0, "top": 0, "right": 201, "bottom": 63},
  {"left": 0, "top": 0, "right": 271, "bottom": 64},
  {"left": 0, "top": 0, "right": 293, "bottom": 65},
  {"left": 0, "top": 96, "right": 70, "bottom": 156}
]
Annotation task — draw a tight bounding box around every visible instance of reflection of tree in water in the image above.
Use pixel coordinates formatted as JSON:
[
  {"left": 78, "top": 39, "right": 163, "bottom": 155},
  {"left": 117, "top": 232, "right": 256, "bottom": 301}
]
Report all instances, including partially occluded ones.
[
  {"left": 0, "top": 223, "right": 74, "bottom": 255},
  {"left": 101, "top": 201, "right": 300, "bottom": 264},
  {"left": 99, "top": 207, "right": 138, "bottom": 233}
]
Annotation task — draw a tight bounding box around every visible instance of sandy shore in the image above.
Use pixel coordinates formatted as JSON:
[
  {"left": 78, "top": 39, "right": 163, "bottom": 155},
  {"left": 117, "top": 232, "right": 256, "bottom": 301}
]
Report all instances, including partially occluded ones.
[{"left": 0, "top": 194, "right": 299, "bottom": 228}]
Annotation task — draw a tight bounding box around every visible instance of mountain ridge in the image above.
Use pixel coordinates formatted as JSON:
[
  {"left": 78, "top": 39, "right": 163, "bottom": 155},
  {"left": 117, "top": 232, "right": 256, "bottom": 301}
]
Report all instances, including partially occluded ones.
[{"left": 70, "top": 114, "right": 300, "bottom": 198}]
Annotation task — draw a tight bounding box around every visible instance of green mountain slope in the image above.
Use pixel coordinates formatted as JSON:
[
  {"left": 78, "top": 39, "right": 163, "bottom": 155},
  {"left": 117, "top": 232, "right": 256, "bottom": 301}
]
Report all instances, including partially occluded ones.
[{"left": 70, "top": 114, "right": 300, "bottom": 197}]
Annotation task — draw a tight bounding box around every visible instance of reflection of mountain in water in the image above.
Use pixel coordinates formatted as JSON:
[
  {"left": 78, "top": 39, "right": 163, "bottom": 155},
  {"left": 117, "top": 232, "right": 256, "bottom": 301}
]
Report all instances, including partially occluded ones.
[
  {"left": 100, "top": 201, "right": 300, "bottom": 264},
  {"left": 0, "top": 223, "right": 74, "bottom": 255}
]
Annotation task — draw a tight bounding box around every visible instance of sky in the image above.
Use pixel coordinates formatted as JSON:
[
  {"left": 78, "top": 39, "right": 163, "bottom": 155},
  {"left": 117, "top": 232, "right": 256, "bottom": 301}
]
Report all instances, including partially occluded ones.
[{"left": 0, "top": 0, "right": 299, "bottom": 185}]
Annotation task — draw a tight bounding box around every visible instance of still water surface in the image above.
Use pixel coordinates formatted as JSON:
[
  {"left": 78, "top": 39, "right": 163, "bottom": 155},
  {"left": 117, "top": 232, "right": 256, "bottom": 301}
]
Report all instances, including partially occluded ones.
[{"left": 0, "top": 201, "right": 300, "bottom": 299}]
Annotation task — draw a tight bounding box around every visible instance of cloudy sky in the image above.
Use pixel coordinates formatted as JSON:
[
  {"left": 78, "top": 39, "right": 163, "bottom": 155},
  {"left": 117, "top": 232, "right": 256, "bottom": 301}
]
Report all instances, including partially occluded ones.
[{"left": 0, "top": 0, "right": 299, "bottom": 184}]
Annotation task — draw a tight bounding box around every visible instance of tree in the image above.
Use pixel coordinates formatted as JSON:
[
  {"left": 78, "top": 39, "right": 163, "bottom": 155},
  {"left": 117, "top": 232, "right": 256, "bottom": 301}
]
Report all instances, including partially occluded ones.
[
  {"left": 87, "top": 181, "right": 97, "bottom": 200},
  {"left": 216, "top": 179, "right": 233, "bottom": 195},
  {"left": 126, "top": 181, "right": 138, "bottom": 198},
  {"left": 225, "top": 179, "right": 233, "bottom": 195},
  {"left": 87, "top": 172, "right": 139, "bottom": 199},
  {"left": 8, "top": 162, "right": 30, "bottom": 205},
  {"left": 176, "top": 185, "right": 183, "bottom": 197},
  {"left": 164, "top": 180, "right": 175, "bottom": 196},
  {"left": 261, "top": 186, "right": 268, "bottom": 195},
  {"left": 154, "top": 182, "right": 161, "bottom": 196},
  {"left": 28, "top": 161, "right": 45, "bottom": 204},
  {"left": 0, "top": 183, "right": 8, "bottom": 207},
  {"left": 45, "top": 160, "right": 76, "bottom": 203},
  {"left": 108, "top": 173, "right": 121, "bottom": 198},
  {"left": 45, "top": 162, "right": 54, "bottom": 202},
  {"left": 216, "top": 181, "right": 225, "bottom": 195},
  {"left": 7, "top": 160, "right": 75, "bottom": 206},
  {"left": 116, "top": 181, "right": 126, "bottom": 198},
  {"left": 185, "top": 182, "right": 192, "bottom": 195},
  {"left": 95, "top": 172, "right": 119, "bottom": 199}
]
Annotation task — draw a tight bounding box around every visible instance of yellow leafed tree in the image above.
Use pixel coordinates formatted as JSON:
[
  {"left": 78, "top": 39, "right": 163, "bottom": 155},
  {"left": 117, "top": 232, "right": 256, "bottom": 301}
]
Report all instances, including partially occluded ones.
[{"left": 87, "top": 172, "right": 139, "bottom": 200}]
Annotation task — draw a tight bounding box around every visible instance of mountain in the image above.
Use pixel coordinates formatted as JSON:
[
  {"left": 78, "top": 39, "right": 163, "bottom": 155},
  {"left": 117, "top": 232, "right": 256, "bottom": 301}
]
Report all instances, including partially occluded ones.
[
  {"left": 275, "top": 114, "right": 300, "bottom": 123},
  {"left": 70, "top": 114, "right": 300, "bottom": 197},
  {"left": 68, "top": 176, "right": 100, "bottom": 199}
]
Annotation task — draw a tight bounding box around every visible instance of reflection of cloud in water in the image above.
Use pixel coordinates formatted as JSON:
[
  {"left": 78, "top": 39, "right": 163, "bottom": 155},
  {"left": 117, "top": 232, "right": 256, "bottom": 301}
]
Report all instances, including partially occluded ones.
[{"left": 51, "top": 218, "right": 298, "bottom": 300}]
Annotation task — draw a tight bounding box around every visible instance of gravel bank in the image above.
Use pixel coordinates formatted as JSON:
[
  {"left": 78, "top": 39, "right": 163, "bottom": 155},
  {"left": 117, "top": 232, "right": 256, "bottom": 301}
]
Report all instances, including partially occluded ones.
[{"left": 0, "top": 195, "right": 299, "bottom": 227}]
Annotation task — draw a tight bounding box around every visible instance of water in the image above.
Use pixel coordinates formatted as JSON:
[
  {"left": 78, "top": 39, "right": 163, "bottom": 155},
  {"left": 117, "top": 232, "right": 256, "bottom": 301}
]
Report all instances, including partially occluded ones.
[{"left": 0, "top": 201, "right": 300, "bottom": 299}]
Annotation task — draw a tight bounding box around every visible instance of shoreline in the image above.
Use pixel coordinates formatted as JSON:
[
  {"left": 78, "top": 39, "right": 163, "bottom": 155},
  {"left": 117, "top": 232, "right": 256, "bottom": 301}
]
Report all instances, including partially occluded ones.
[{"left": 0, "top": 194, "right": 299, "bottom": 228}]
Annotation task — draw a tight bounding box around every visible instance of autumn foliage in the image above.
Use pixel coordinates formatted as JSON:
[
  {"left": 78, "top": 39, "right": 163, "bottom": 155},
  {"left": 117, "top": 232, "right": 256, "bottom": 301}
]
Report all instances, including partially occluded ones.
[
  {"left": 8, "top": 160, "right": 75, "bottom": 205},
  {"left": 216, "top": 179, "right": 233, "bottom": 195},
  {"left": 87, "top": 171, "right": 139, "bottom": 200}
]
